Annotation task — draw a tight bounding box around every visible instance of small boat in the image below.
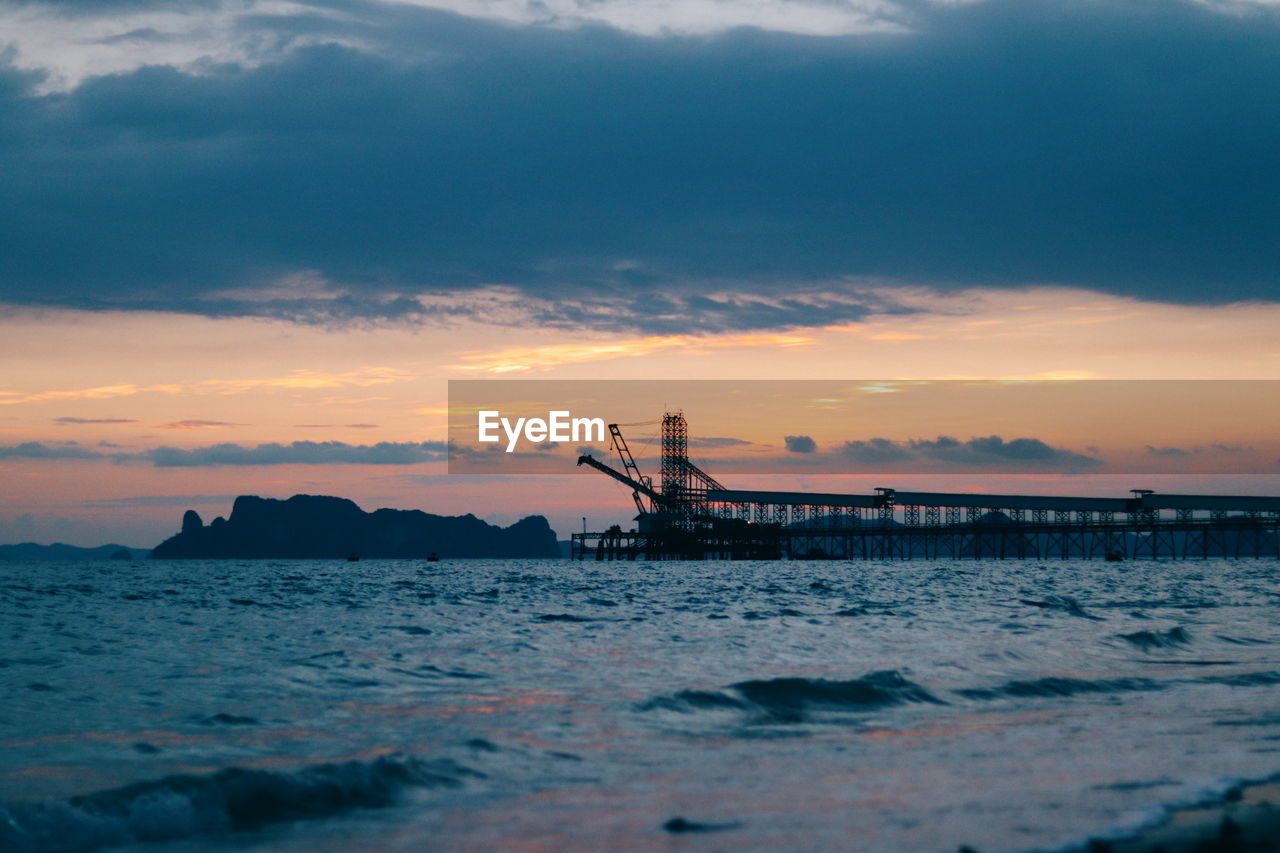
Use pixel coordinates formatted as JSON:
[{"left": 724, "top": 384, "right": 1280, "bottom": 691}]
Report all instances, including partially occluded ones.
[
  {"left": 426, "top": 552, "right": 440, "bottom": 562},
  {"left": 346, "top": 552, "right": 360, "bottom": 562},
  {"left": 1105, "top": 550, "right": 1124, "bottom": 562}
]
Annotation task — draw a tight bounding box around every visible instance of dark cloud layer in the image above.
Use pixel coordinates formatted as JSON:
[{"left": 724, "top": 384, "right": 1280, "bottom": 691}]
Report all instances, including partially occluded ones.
[
  {"left": 2, "top": 0, "right": 1279, "bottom": 332},
  {"left": 53, "top": 417, "right": 138, "bottom": 424},
  {"left": 1146, "top": 443, "right": 1256, "bottom": 457},
  {"left": 843, "top": 435, "right": 1101, "bottom": 469},
  {"left": 160, "top": 420, "right": 239, "bottom": 429},
  {"left": 0, "top": 439, "right": 447, "bottom": 465},
  {"left": 0, "top": 441, "right": 105, "bottom": 459},
  {"left": 784, "top": 435, "right": 817, "bottom": 453},
  {"left": 144, "top": 440, "right": 448, "bottom": 466}
]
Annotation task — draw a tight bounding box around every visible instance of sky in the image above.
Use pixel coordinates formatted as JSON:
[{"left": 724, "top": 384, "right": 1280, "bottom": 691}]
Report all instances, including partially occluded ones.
[
  {"left": 445, "top": 380, "right": 1280, "bottom": 476},
  {"left": 1, "top": 0, "right": 1279, "bottom": 546}
]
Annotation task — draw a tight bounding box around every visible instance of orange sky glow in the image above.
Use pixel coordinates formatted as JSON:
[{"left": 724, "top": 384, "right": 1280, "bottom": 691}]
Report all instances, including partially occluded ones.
[{"left": 3, "top": 285, "right": 1280, "bottom": 546}]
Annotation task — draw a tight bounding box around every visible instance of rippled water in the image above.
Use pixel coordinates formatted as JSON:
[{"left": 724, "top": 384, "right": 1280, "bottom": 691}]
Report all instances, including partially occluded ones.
[{"left": 4, "top": 558, "right": 1280, "bottom": 852}]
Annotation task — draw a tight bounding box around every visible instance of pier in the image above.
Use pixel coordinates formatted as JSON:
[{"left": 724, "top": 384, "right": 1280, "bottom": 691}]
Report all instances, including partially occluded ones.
[{"left": 572, "top": 413, "right": 1280, "bottom": 560}]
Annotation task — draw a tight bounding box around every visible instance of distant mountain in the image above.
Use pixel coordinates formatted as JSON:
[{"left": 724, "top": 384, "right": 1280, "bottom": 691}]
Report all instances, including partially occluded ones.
[
  {"left": 0, "top": 543, "right": 149, "bottom": 560},
  {"left": 150, "top": 494, "right": 561, "bottom": 559}
]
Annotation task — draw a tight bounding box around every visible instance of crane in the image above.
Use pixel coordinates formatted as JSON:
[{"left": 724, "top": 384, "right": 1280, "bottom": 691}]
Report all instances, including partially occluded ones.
[
  {"left": 608, "top": 423, "right": 654, "bottom": 514},
  {"left": 576, "top": 454, "right": 667, "bottom": 510},
  {"left": 578, "top": 415, "right": 725, "bottom": 527}
]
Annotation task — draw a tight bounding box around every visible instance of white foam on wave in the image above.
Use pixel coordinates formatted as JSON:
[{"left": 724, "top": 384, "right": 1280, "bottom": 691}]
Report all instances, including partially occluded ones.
[
  {"left": 1043, "top": 773, "right": 1265, "bottom": 853},
  {"left": 0, "top": 754, "right": 475, "bottom": 853}
]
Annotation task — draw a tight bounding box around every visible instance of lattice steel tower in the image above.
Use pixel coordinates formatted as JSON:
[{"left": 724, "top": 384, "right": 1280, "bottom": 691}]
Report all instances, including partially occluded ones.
[
  {"left": 659, "top": 412, "right": 726, "bottom": 530},
  {"left": 660, "top": 412, "right": 689, "bottom": 503}
]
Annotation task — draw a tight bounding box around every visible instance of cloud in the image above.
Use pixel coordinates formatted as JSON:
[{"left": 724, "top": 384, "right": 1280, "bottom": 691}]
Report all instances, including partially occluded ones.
[
  {"left": 1, "top": 436, "right": 449, "bottom": 466},
  {"left": 1146, "top": 445, "right": 1193, "bottom": 457},
  {"left": 843, "top": 435, "right": 1101, "bottom": 468},
  {"left": 0, "top": 384, "right": 156, "bottom": 405},
  {"left": 0, "top": 368, "right": 413, "bottom": 408},
  {"left": 142, "top": 440, "right": 447, "bottom": 466},
  {"left": 784, "top": 435, "right": 817, "bottom": 453},
  {"left": 159, "top": 419, "right": 240, "bottom": 429},
  {"left": 842, "top": 437, "right": 915, "bottom": 463},
  {"left": 942, "top": 436, "right": 1098, "bottom": 466},
  {"left": 53, "top": 416, "right": 138, "bottom": 424},
  {"left": 8, "top": 0, "right": 1280, "bottom": 88},
  {"left": 450, "top": 331, "right": 816, "bottom": 372},
  {"left": 0, "top": 441, "right": 107, "bottom": 459},
  {"left": 691, "top": 437, "right": 755, "bottom": 449},
  {"left": 1141, "top": 440, "right": 1259, "bottom": 455},
  {"left": 495, "top": 290, "right": 893, "bottom": 336},
  {"left": 0, "top": 0, "right": 1277, "bottom": 333},
  {"left": 196, "top": 367, "right": 415, "bottom": 392},
  {"left": 1145, "top": 443, "right": 1256, "bottom": 456}
]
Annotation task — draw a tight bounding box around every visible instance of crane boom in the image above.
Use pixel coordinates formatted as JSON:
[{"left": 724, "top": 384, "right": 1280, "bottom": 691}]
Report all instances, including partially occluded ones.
[
  {"left": 608, "top": 423, "right": 653, "bottom": 514},
  {"left": 576, "top": 455, "right": 667, "bottom": 509}
]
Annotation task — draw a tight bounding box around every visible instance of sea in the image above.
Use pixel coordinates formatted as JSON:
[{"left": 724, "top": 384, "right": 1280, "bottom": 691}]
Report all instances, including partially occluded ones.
[{"left": 3, "top": 557, "right": 1280, "bottom": 853}]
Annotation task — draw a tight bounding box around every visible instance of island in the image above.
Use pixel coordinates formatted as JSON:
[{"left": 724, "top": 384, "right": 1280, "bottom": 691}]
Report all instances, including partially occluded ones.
[
  {"left": 150, "top": 494, "right": 560, "bottom": 559},
  {"left": 0, "top": 543, "right": 150, "bottom": 560}
]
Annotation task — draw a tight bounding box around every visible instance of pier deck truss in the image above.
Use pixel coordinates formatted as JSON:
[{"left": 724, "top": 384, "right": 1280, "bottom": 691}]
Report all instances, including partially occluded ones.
[
  {"left": 694, "top": 489, "right": 1280, "bottom": 561},
  {"left": 574, "top": 489, "right": 1280, "bottom": 560}
]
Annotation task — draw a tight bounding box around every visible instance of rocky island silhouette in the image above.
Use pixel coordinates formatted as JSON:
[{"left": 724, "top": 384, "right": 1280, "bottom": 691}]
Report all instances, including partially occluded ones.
[{"left": 150, "top": 494, "right": 559, "bottom": 559}]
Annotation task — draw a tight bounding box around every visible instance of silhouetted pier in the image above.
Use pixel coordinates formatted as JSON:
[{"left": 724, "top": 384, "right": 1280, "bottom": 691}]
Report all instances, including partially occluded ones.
[{"left": 572, "top": 414, "right": 1280, "bottom": 560}]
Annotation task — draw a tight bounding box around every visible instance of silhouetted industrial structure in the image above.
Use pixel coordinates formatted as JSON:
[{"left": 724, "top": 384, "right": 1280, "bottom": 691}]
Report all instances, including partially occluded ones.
[{"left": 572, "top": 413, "right": 1280, "bottom": 560}]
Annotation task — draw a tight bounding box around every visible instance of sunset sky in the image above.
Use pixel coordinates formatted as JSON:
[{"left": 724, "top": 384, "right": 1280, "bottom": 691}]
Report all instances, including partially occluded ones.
[{"left": 2, "top": 0, "right": 1279, "bottom": 547}]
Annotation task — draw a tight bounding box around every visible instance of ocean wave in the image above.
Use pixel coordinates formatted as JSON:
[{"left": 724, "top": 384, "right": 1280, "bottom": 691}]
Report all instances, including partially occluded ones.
[
  {"left": 1019, "top": 595, "right": 1103, "bottom": 620},
  {"left": 1045, "top": 774, "right": 1270, "bottom": 853},
  {"left": 195, "top": 713, "right": 260, "bottom": 726},
  {"left": 641, "top": 689, "right": 752, "bottom": 713},
  {"left": 1203, "top": 671, "right": 1280, "bottom": 688},
  {"left": 956, "top": 676, "right": 1163, "bottom": 700},
  {"left": 957, "top": 668, "right": 1280, "bottom": 703},
  {"left": 0, "top": 755, "right": 477, "bottom": 853},
  {"left": 1215, "top": 634, "right": 1273, "bottom": 646},
  {"left": 1116, "top": 627, "right": 1193, "bottom": 651},
  {"left": 642, "top": 670, "right": 945, "bottom": 722}
]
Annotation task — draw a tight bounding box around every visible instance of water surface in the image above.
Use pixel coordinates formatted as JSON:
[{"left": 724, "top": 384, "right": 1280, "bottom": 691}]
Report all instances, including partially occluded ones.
[{"left": 3, "top": 558, "right": 1280, "bottom": 852}]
